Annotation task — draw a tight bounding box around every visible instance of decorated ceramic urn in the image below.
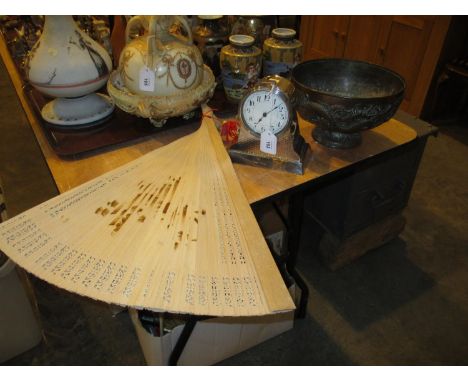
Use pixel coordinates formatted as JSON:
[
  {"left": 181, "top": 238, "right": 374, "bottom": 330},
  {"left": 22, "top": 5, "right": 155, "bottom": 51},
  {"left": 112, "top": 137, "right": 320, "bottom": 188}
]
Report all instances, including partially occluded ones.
[
  {"left": 220, "top": 34, "right": 262, "bottom": 103},
  {"left": 25, "top": 15, "right": 114, "bottom": 126},
  {"left": 263, "top": 28, "right": 302, "bottom": 78},
  {"left": 107, "top": 15, "right": 215, "bottom": 126}
]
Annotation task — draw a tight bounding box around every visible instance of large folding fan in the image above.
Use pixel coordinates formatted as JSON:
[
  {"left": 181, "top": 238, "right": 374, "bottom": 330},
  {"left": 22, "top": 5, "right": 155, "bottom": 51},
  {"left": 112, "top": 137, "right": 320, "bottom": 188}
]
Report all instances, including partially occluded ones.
[{"left": 0, "top": 106, "right": 295, "bottom": 317}]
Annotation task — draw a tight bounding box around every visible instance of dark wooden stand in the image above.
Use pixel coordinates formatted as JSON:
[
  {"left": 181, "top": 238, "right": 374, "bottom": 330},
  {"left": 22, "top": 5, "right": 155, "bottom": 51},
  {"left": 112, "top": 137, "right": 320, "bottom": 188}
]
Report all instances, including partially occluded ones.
[{"left": 302, "top": 111, "right": 437, "bottom": 270}]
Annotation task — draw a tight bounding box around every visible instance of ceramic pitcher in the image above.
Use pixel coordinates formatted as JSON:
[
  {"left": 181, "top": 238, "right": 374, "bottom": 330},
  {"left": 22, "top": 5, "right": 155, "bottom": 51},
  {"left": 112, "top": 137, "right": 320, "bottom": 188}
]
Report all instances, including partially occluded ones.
[{"left": 118, "top": 16, "right": 205, "bottom": 97}]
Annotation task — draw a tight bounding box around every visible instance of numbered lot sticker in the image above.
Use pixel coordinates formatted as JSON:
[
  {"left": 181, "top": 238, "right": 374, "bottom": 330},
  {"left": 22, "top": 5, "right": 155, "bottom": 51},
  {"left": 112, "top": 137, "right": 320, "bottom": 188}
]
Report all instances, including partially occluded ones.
[
  {"left": 139, "top": 66, "right": 155, "bottom": 92},
  {"left": 260, "top": 130, "right": 277, "bottom": 155}
]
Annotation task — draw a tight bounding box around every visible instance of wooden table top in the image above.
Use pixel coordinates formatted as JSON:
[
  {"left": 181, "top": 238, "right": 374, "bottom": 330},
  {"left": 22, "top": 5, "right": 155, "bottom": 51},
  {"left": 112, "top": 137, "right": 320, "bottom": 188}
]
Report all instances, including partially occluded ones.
[{"left": 0, "top": 37, "right": 417, "bottom": 204}]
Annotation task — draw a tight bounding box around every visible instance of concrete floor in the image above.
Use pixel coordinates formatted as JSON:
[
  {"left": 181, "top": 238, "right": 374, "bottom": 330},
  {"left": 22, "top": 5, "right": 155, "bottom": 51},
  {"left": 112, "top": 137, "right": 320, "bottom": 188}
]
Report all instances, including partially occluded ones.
[{"left": 1, "top": 58, "right": 468, "bottom": 365}]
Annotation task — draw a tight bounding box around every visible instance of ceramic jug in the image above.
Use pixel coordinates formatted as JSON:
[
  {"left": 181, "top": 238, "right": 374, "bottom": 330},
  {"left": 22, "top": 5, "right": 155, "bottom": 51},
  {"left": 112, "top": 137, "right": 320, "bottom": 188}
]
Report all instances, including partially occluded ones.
[{"left": 118, "top": 15, "right": 205, "bottom": 97}]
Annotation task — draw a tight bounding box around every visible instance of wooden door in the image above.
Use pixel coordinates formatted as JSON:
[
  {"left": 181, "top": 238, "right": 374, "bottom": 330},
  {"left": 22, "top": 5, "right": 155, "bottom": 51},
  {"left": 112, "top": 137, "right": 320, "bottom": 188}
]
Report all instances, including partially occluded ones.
[
  {"left": 300, "top": 16, "right": 350, "bottom": 60},
  {"left": 298, "top": 15, "right": 451, "bottom": 116},
  {"left": 343, "top": 16, "right": 382, "bottom": 63},
  {"left": 373, "top": 16, "right": 450, "bottom": 115}
]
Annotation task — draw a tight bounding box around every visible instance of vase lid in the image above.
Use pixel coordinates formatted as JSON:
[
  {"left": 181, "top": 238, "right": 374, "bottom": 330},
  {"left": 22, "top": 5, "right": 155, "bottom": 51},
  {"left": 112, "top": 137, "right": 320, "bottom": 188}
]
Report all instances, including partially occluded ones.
[
  {"left": 198, "top": 15, "right": 223, "bottom": 20},
  {"left": 272, "top": 28, "right": 296, "bottom": 39},
  {"left": 229, "top": 34, "right": 255, "bottom": 47}
]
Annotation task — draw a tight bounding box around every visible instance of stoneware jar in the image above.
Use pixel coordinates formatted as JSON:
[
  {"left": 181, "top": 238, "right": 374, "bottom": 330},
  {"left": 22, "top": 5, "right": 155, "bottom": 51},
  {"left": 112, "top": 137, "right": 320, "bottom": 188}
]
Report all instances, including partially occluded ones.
[
  {"left": 220, "top": 34, "right": 262, "bottom": 103},
  {"left": 107, "top": 15, "right": 215, "bottom": 126},
  {"left": 192, "top": 15, "right": 229, "bottom": 78},
  {"left": 25, "top": 15, "right": 114, "bottom": 126},
  {"left": 263, "top": 28, "right": 302, "bottom": 78}
]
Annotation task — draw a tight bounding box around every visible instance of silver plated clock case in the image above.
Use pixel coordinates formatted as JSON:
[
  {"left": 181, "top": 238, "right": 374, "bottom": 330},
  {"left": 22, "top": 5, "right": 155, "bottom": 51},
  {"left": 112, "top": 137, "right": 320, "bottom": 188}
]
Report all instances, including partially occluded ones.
[{"left": 228, "top": 75, "right": 310, "bottom": 175}]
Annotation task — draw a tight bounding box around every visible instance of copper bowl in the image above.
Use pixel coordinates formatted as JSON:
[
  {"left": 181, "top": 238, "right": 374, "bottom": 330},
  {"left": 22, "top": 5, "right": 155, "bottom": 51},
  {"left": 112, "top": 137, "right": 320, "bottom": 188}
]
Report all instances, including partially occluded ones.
[{"left": 292, "top": 58, "right": 406, "bottom": 149}]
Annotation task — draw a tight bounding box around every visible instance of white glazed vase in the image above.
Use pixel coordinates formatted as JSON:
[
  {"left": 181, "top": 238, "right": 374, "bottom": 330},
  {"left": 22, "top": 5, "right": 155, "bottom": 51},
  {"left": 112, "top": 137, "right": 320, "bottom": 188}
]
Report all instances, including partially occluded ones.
[{"left": 25, "top": 16, "right": 114, "bottom": 126}]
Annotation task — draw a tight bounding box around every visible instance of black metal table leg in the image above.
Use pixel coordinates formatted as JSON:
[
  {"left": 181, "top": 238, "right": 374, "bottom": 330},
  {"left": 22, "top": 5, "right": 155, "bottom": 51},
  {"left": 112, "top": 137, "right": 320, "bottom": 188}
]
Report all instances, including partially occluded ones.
[
  {"left": 285, "top": 192, "right": 309, "bottom": 319},
  {"left": 168, "top": 316, "right": 207, "bottom": 366}
]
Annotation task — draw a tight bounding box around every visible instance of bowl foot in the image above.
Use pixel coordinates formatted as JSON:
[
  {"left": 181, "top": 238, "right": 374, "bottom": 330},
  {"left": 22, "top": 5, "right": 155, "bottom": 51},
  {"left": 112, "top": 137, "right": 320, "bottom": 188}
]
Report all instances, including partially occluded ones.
[
  {"left": 149, "top": 118, "right": 168, "bottom": 128},
  {"left": 182, "top": 110, "right": 197, "bottom": 120},
  {"left": 312, "top": 127, "right": 362, "bottom": 149},
  {"left": 41, "top": 93, "right": 115, "bottom": 127}
]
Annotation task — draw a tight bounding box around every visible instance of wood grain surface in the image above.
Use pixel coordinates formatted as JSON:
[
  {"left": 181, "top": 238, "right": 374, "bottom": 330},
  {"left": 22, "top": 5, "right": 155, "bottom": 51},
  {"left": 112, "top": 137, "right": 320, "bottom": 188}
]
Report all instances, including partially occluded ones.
[{"left": 0, "top": 34, "right": 417, "bottom": 206}]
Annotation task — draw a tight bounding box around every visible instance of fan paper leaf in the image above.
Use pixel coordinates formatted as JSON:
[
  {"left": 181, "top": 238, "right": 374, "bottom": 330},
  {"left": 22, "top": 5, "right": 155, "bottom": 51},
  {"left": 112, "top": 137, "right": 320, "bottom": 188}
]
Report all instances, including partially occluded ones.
[{"left": 0, "top": 106, "right": 295, "bottom": 317}]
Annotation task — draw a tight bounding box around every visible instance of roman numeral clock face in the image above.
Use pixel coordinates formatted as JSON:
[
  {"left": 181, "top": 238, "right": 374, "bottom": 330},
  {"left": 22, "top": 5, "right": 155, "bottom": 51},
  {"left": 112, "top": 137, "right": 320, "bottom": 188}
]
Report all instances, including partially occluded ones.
[{"left": 241, "top": 90, "right": 290, "bottom": 135}]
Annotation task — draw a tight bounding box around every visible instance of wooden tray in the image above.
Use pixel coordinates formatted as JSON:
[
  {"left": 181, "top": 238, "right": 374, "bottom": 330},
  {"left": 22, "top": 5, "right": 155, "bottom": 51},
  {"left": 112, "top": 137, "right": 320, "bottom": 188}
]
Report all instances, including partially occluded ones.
[
  {"left": 24, "top": 86, "right": 206, "bottom": 158},
  {"left": 1, "top": 26, "right": 238, "bottom": 159},
  {"left": 23, "top": 84, "right": 238, "bottom": 158}
]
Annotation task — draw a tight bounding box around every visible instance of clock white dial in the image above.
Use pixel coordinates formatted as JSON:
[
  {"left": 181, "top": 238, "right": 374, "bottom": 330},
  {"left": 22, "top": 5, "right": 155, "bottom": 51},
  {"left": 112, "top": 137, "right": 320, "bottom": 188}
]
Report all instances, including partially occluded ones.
[{"left": 241, "top": 90, "right": 290, "bottom": 135}]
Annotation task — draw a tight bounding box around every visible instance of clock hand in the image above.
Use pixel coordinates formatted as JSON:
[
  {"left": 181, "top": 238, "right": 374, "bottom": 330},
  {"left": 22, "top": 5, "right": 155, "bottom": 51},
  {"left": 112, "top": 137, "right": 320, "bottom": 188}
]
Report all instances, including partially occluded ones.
[
  {"left": 254, "top": 105, "right": 281, "bottom": 126},
  {"left": 254, "top": 115, "right": 265, "bottom": 126},
  {"left": 264, "top": 104, "right": 280, "bottom": 116}
]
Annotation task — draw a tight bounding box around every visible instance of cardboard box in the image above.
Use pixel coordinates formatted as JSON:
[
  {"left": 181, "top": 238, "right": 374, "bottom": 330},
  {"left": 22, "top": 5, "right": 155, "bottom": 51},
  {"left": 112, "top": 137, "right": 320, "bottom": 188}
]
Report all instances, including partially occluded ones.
[
  {"left": 130, "top": 308, "right": 294, "bottom": 365},
  {"left": 0, "top": 260, "right": 42, "bottom": 363}
]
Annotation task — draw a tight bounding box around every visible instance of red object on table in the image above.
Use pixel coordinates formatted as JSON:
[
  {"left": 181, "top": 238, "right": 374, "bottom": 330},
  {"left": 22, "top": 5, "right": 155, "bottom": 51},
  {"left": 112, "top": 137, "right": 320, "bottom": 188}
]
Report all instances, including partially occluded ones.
[{"left": 221, "top": 119, "right": 240, "bottom": 145}]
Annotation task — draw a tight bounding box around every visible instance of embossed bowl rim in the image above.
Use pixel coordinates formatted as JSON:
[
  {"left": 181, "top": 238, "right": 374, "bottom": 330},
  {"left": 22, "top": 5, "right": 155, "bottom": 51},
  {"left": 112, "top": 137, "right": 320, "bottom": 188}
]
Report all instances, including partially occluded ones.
[{"left": 292, "top": 58, "right": 406, "bottom": 101}]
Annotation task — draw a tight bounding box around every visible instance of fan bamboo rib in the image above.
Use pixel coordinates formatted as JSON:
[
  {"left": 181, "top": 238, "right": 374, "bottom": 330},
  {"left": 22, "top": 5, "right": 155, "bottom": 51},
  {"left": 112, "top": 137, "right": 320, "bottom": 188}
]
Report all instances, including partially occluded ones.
[{"left": 0, "top": 105, "right": 295, "bottom": 316}]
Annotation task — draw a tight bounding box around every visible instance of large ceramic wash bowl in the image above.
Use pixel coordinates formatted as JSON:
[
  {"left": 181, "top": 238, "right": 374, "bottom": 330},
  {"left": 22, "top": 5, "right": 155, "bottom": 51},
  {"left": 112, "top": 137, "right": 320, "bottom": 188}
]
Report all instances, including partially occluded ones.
[
  {"left": 107, "top": 66, "right": 215, "bottom": 127},
  {"left": 292, "top": 58, "right": 406, "bottom": 149}
]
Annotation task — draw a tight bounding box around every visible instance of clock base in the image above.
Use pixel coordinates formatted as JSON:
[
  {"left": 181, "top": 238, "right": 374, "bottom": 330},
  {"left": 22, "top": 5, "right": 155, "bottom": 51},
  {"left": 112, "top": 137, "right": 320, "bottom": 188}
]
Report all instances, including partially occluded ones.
[{"left": 228, "top": 123, "right": 310, "bottom": 175}]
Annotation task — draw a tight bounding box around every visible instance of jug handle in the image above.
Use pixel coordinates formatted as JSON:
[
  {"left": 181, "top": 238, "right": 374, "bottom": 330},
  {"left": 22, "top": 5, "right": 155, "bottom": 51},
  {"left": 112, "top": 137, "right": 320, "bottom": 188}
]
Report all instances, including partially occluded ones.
[
  {"left": 174, "top": 16, "right": 193, "bottom": 44},
  {"left": 148, "top": 15, "right": 193, "bottom": 46},
  {"left": 125, "top": 15, "right": 148, "bottom": 44}
]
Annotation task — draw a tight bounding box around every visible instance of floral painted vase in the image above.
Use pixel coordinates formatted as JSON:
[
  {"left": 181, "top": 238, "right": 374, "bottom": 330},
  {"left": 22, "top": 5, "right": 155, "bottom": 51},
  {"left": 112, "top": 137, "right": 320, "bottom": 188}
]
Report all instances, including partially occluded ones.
[
  {"left": 220, "top": 35, "right": 262, "bottom": 103},
  {"left": 262, "top": 28, "right": 302, "bottom": 78}
]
